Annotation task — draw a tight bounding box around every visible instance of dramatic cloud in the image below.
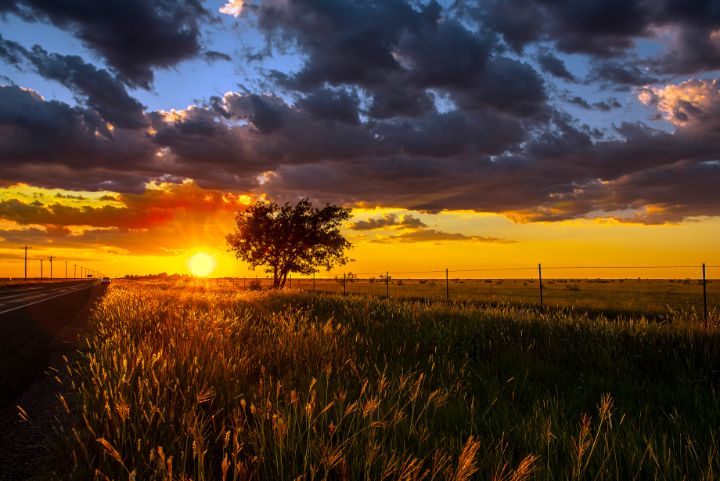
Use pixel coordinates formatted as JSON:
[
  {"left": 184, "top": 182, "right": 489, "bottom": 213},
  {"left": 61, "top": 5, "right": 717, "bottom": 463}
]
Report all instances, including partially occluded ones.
[
  {"left": 1, "top": 0, "right": 720, "bottom": 230},
  {"left": 0, "top": 85, "right": 157, "bottom": 191},
  {"left": 0, "top": 35, "right": 147, "bottom": 128},
  {"left": 372, "top": 229, "right": 515, "bottom": 244},
  {"left": 350, "top": 214, "right": 427, "bottom": 231},
  {"left": 588, "top": 60, "right": 657, "bottom": 88},
  {"left": 255, "top": 0, "right": 548, "bottom": 119},
  {"left": 0, "top": 182, "right": 247, "bottom": 230},
  {"left": 0, "top": 0, "right": 209, "bottom": 88},
  {"left": 537, "top": 50, "right": 576, "bottom": 82},
  {"left": 639, "top": 79, "right": 720, "bottom": 128}
]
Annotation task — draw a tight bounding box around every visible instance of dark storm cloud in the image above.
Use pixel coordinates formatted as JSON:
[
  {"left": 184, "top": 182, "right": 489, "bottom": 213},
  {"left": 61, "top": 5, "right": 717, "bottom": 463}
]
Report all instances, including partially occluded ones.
[
  {"left": 565, "top": 96, "right": 592, "bottom": 110},
  {"left": 373, "top": 109, "right": 525, "bottom": 158},
  {"left": 537, "top": 50, "right": 576, "bottom": 82},
  {"left": 295, "top": 88, "right": 360, "bottom": 125},
  {"left": 477, "top": 0, "right": 648, "bottom": 56},
  {"left": 350, "top": 214, "right": 427, "bottom": 231},
  {"left": 0, "top": 0, "right": 209, "bottom": 88},
  {"left": 366, "top": 86, "right": 435, "bottom": 119},
  {"left": 512, "top": 160, "right": 720, "bottom": 224},
  {"left": 258, "top": 95, "right": 720, "bottom": 223},
  {"left": 254, "top": 0, "right": 548, "bottom": 119},
  {"left": 396, "top": 18, "right": 494, "bottom": 90},
  {"left": 0, "top": 84, "right": 109, "bottom": 165},
  {"left": 258, "top": 0, "right": 419, "bottom": 91},
  {"left": 562, "top": 95, "right": 623, "bottom": 112},
  {"left": 587, "top": 60, "right": 657, "bottom": 88},
  {"left": 605, "top": 161, "right": 720, "bottom": 222},
  {"left": 204, "top": 51, "right": 232, "bottom": 63},
  {"left": 449, "top": 56, "right": 548, "bottom": 118},
  {"left": 474, "top": 0, "right": 720, "bottom": 81},
  {"left": 0, "top": 35, "right": 147, "bottom": 128},
  {"left": 593, "top": 98, "right": 622, "bottom": 111},
  {"left": 0, "top": 86, "right": 150, "bottom": 169},
  {"left": 0, "top": 33, "right": 23, "bottom": 64},
  {"left": 0, "top": 85, "right": 159, "bottom": 191},
  {"left": 148, "top": 92, "right": 379, "bottom": 175}
]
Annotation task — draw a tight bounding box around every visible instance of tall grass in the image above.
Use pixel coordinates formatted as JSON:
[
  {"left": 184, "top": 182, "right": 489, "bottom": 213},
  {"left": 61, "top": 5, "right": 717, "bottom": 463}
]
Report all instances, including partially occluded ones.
[{"left": 62, "top": 281, "right": 720, "bottom": 480}]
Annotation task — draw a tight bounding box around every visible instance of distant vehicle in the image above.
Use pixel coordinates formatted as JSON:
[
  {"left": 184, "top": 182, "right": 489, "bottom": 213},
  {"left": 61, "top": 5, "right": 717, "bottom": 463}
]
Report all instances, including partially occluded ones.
[{"left": 100, "top": 277, "right": 111, "bottom": 284}]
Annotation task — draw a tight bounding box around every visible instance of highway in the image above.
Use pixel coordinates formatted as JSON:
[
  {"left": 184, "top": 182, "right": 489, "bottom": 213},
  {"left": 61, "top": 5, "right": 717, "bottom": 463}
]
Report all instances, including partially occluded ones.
[
  {"left": 0, "top": 280, "right": 107, "bottom": 479},
  {"left": 0, "top": 280, "right": 107, "bottom": 409}
]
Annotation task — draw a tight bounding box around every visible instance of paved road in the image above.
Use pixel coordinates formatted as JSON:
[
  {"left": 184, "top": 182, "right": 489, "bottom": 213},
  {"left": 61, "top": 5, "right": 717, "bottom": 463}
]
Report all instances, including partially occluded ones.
[
  {"left": 0, "top": 281, "right": 107, "bottom": 409},
  {"left": 0, "top": 281, "right": 107, "bottom": 479}
]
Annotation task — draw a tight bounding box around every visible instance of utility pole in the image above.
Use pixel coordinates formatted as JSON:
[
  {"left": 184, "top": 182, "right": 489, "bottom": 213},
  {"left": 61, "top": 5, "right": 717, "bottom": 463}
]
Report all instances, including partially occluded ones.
[
  {"left": 48, "top": 255, "right": 54, "bottom": 279},
  {"left": 20, "top": 245, "right": 31, "bottom": 279}
]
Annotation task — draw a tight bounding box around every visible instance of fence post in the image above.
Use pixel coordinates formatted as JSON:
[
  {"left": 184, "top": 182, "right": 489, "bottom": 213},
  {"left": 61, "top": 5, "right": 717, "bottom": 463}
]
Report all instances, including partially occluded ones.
[
  {"left": 538, "top": 263, "right": 544, "bottom": 309},
  {"left": 446, "top": 268, "right": 450, "bottom": 302},
  {"left": 386, "top": 271, "right": 389, "bottom": 299},
  {"left": 703, "top": 263, "right": 708, "bottom": 330}
]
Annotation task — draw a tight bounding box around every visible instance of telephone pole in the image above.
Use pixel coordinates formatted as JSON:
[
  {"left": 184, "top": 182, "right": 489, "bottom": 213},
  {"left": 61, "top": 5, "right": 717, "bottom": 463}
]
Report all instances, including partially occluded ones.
[{"left": 20, "top": 245, "right": 31, "bottom": 279}]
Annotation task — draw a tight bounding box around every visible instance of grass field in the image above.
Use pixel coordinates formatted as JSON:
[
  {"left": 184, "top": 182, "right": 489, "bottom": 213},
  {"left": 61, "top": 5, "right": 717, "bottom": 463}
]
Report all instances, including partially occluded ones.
[
  {"left": 194, "top": 277, "right": 718, "bottom": 319},
  {"left": 58, "top": 280, "right": 720, "bottom": 480}
]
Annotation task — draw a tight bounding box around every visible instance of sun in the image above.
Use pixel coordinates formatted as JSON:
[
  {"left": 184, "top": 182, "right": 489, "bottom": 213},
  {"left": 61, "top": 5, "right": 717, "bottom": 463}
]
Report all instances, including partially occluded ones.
[{"left": 188, "top": 252, "right": 216, "bottom": 277}]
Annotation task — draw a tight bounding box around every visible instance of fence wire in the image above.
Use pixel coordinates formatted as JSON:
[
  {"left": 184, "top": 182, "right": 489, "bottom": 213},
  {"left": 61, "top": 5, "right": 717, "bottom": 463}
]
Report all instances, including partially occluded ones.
[{"left": 199, "top": 263, "right": 717, "bottom": 322}]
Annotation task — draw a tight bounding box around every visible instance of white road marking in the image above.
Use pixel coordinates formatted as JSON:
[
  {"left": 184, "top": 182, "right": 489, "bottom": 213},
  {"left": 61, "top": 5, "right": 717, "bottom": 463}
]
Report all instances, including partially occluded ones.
[
  {"left": 0, "top": 283, "right": 89, "bottom": 301},
  {"left": 0, "top": 289, "right": 69, "bottom": 303},
  {"left": 0, "top": 284, "right": 97, "bottom": 315}
]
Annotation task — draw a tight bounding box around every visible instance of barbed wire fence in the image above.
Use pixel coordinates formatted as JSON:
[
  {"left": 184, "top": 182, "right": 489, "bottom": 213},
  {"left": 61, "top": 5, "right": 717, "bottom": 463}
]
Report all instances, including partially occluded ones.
[{"left": 206, "top": 263, "right": 718, "bottom": 327}]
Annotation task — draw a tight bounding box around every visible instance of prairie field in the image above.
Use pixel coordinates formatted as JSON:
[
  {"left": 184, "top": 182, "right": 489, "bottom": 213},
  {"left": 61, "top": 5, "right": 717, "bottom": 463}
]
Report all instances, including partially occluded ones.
[
  {"left": 61, "top": 280, "right": 720, "bottom": 480},
  {"left": 196, "top": 276, "right": 718, "bottom": 318}
]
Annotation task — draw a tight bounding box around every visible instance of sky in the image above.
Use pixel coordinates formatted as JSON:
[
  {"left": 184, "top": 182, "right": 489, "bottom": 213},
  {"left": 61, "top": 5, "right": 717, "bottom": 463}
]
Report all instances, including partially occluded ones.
[{"left": 0, "top": 0, "right": 719, "bottom": 279}]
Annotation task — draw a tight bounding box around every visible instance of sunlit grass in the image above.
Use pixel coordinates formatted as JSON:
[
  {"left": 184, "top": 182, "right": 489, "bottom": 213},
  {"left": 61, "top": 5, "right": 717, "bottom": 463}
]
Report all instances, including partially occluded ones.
[{"left": 61, "top": 280, "right": 720, "bottom": 480}]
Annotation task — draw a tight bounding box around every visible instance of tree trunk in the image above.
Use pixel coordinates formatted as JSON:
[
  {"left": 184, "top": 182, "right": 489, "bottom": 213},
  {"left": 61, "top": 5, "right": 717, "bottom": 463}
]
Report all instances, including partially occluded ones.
[
  {"left": 279, "top": 270, "right": 289, "bottom": 289},
  {"left": 272, "top": 265, "right": 281, "bottom": 289}
]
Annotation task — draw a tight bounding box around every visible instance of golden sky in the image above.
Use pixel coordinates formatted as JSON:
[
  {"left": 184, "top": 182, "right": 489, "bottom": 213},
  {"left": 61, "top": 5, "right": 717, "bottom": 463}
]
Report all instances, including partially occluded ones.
[{"left": 0, "top": 182, "right": 717, "bottom": 280}]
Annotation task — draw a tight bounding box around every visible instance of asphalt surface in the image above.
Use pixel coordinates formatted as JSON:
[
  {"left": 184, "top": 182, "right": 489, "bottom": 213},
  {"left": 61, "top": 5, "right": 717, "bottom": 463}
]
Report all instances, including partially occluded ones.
[
  {"left": 0, "top": 280, "right": 107, "bottom": 480},
  {"left": 0, "top": 280, "right": 106, "bottom": 408}
]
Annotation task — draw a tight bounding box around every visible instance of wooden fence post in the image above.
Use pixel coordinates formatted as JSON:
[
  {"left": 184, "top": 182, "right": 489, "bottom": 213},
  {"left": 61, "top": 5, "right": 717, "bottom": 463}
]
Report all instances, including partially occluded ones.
[
  {"left": 538, "top": 263, "right": 544, "bottom": 309},
  {"left": 446, "top": 268, "right": 449, "bottom": 302},
  {"left": 703, "top": 263, "right": 708, "bottom": 330}
]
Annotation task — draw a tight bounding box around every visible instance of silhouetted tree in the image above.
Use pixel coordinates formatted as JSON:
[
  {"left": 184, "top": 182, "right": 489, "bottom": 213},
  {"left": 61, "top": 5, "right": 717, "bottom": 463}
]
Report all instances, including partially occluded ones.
[{"left": 226, "top": 199, "right": 352, "bottom": 289}]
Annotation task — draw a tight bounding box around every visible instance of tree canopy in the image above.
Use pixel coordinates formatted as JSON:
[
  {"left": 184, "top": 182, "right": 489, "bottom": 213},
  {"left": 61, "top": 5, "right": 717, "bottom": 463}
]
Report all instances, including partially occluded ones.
[{"left": 226, "top": 199, "right": 352, "bottom": 289}]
